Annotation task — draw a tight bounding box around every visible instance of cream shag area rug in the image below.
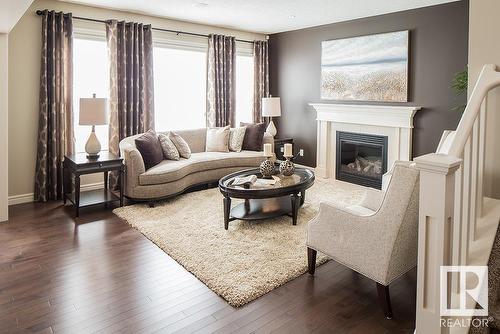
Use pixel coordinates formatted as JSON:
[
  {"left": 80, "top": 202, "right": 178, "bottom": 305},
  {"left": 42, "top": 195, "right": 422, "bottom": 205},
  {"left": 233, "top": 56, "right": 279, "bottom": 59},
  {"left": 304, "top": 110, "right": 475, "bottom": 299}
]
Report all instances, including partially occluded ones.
[{"left": 113, "top": 179, "right": 364, "bottom": 307}]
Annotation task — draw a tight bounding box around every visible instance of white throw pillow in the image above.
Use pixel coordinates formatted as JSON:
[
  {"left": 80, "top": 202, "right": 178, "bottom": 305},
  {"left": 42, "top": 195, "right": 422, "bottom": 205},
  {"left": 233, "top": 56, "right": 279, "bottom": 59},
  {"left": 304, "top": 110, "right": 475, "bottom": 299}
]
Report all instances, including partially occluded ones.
[
  {"left": 229, "top": 127, "right": 246, "bottom": 152},
  {"left": 206, "top": 126, "right": 230, "bottom": 152},
  {"left": 158, "top": 134, "right": 180, "bottom": 161}
]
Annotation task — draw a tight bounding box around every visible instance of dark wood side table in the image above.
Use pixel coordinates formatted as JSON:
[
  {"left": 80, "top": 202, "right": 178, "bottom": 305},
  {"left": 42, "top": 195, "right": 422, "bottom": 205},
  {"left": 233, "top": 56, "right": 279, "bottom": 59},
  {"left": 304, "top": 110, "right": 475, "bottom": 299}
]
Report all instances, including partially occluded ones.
[
  {"left": 63, "top": 152, "right": 124, "bottom": 217},
  {"left": 274, "top": 138, "right": 294, "bottom": 161}
]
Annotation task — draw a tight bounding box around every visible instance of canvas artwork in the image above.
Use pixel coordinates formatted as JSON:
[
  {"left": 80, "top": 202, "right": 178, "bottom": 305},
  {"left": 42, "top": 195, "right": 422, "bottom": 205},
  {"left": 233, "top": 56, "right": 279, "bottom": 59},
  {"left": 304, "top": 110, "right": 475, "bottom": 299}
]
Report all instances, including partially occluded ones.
[{"left": 321, "top": 30, "right": 409, "bottom": 102}]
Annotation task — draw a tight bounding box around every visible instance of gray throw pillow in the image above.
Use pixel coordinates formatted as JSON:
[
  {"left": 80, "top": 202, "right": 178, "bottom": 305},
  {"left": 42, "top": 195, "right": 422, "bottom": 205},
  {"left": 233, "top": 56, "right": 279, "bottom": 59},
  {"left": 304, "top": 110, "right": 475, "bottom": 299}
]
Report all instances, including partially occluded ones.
[
  {"left": 134, "top": 129, "right": 164, "bottom": 170},
  {"left": 206, "top": 126, "right": 230, "bottom": 152},
  {"left": 229, "top": 127, "right": 246, "bottom": 152},
  {"left": 169, "top": 132, "right": 191, "bottom": 159},
  {"left": 240, "top": 122, "right": 266, "bottom": 151},
  {"left": 158, "top": 134, "right": 180, "bottom": 161}
]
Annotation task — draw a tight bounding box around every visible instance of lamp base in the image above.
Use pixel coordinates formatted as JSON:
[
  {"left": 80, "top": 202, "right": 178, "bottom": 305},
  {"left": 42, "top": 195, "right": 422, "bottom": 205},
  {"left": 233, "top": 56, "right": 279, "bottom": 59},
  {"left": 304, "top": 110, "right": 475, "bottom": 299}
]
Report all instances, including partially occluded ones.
[
  {"left": 266, "top": 119, "right": 277, "bottom": 137},
  {"left": 86, "top": 153, "right": 100, "bottom": 160},
  {"left": 85, "top": 127, "right": 101, "bottom": 159}
]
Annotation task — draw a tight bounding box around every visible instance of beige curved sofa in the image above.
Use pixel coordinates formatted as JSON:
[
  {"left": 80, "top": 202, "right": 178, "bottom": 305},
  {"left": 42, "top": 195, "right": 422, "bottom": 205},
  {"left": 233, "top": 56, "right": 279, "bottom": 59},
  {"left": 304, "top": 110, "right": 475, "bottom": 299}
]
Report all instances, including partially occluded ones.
[{"left": 119, "top": 128, "right": 272, "bottom": 202}]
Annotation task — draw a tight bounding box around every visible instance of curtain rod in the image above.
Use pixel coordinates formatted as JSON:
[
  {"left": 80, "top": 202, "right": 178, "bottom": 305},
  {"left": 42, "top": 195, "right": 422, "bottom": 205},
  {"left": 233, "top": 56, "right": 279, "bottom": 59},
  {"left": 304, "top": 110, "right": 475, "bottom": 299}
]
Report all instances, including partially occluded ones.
[{"left": 35, "top": 10, "right": 257, "bottom": 44}]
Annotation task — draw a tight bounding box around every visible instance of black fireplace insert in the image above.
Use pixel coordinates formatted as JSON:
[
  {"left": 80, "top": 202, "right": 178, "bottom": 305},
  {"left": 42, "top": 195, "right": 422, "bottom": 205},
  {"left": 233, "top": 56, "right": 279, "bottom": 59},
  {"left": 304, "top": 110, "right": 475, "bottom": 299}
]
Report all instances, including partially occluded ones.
[{"left": 336, "top": 131, "right": 388, "bottom": 189}]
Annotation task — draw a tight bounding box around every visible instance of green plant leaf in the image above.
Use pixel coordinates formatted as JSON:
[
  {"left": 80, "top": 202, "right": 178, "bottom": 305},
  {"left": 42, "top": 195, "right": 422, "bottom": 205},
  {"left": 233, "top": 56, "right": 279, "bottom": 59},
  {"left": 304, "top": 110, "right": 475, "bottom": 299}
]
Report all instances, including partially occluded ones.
[{"left": 451, "top": 68, "right": 468, "bottom": 113}]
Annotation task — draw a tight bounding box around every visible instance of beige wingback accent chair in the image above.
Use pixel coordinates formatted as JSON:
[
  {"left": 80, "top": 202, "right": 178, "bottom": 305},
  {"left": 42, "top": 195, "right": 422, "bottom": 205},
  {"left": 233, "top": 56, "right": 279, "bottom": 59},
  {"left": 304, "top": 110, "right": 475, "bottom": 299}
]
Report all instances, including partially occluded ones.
[{"left": 306, "top": 162, "right": 420, "bottom": 319}]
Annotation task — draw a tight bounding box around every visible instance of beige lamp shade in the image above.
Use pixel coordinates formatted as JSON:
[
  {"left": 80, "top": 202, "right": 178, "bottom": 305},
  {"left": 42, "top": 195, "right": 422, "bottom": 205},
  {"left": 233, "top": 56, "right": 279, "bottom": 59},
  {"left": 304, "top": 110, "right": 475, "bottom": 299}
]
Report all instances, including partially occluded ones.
[
  {"left": 262, "top": 97, "right": 281, "bottom": 117},
  {"left": 79, "top": 96, "right": 108, "bottom": 125}
]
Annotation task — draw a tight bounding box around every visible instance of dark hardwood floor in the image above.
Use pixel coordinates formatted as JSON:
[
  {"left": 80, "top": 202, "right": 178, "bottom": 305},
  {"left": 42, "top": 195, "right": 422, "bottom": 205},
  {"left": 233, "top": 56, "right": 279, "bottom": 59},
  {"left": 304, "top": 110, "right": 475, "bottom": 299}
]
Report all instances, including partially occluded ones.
[{"left": 0, "top": 200, "right": 416, "bottom": 333}]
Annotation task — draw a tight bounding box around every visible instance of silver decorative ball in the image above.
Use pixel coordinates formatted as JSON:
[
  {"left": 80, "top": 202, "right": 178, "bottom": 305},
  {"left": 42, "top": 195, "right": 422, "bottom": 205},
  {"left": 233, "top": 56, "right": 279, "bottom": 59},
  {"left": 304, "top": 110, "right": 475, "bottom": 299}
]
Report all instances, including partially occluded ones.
[
  {"left": 279, "top": 158, "right": 295, "bottom": 176},
  {"left": 260, "top": 158, "right": 275, "bottom": 178}
]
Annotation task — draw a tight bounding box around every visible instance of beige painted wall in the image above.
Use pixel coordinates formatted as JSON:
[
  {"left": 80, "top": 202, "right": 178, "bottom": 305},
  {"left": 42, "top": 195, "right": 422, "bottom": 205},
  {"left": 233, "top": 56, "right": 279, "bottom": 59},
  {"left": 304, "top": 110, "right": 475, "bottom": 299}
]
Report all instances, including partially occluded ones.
[
  {"left": 468, "top": 0, "right": 500, "bottom": 199},
  {"left": 8, "top": 0, "right": 264, "bottom": 199},
  {"left": 0, "top": 34, "right": 8, "bottom": 221}
]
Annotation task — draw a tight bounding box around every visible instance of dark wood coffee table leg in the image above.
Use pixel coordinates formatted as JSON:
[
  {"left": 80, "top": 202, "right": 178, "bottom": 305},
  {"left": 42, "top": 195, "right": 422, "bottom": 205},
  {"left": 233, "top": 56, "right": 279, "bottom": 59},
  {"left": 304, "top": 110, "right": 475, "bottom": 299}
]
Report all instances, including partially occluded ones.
[
  {"left": 223, "top": 196, "right": 231, "bottom": 230},
  {"left": 300, "top": 190, "right": 306, "bottom": 206},
  {"left": 291, "top": 193, "right": 300, "bottom": 225}
]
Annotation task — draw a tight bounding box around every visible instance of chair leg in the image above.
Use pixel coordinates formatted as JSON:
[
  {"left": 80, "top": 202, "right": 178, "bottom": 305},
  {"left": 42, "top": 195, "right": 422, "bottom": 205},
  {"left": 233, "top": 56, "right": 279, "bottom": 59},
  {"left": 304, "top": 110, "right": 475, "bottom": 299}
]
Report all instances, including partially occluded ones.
[
  {"left": 376, "top": 283, "right": 393, "bottom": 319},
  {"left": 307, "top": 247, "right": 317, "bottom": 275}
]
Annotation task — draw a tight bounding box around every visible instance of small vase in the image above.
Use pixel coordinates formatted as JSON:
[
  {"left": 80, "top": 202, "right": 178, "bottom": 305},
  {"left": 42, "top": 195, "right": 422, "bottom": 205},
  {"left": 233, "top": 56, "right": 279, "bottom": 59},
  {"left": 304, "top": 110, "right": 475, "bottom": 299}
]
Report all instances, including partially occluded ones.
[
  {"left": 279, "top": 158, "right": 295, "bottom": 176},
  {"left": 260, "top": 157, "right": 275, "bottom": 178}
]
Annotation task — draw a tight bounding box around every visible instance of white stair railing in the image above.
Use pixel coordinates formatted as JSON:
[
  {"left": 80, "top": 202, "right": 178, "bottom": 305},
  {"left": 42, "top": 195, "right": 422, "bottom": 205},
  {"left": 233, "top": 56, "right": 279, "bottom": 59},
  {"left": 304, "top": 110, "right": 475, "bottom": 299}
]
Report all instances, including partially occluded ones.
[{"left": 414, "top": 64, "right": 500, "bottom": 333}]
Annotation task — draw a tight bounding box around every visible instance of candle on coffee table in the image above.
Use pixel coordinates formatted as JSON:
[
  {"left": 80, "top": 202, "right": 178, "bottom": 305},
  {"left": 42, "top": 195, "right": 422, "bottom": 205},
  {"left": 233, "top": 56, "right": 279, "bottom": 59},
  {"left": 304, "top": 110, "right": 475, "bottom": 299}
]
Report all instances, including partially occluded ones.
[
  {"left": 263, "top": 143, "right": 272, "bottom": 157},
  {"left": 284, "top": 143, "right": 293, "bottom": 158}
]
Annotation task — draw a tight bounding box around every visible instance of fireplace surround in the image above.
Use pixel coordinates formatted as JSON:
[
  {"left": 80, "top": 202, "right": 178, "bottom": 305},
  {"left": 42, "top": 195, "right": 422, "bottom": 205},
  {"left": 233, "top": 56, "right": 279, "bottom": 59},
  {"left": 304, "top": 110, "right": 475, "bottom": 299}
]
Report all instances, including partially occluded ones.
[{"left": 310, "top": 103, "right": 421, "bottom": 186}]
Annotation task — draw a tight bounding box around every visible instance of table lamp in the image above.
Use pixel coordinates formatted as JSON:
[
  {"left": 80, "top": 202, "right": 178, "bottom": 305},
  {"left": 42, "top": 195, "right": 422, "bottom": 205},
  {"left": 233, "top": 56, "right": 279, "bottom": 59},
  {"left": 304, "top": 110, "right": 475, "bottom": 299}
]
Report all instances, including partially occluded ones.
[
  {"left": 262, "top": 97, "right": 281, "bottom": 137},
  {"left": 79, "top": 94, "right": 108, "bottom": 159}
]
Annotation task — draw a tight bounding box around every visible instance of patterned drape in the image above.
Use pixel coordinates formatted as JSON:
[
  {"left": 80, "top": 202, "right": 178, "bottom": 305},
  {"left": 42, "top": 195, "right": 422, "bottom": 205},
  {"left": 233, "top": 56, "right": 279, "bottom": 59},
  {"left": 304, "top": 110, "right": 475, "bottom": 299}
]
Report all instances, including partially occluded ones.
[
  {"left": 253, "top": 40, "right": 269, "bottom": 124},
  {"left": 106, "top": 20, "right": 155, "bottom": 189},
  {"left": 206, "top": 34, "right": 236, "bottom": 127},
  {"left": 34, "top": 10, "right": 74, "bottom": 202}
]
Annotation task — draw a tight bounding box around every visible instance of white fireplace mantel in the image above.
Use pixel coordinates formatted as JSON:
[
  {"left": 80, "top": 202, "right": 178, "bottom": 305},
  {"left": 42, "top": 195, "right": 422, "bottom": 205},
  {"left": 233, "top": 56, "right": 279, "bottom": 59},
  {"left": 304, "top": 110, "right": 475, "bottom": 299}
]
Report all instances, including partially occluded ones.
[
  {"left": 309, "top": 103, "right": 421, "bottom": 128},
  {"left": 309, "top": 103, "right": 421, "bottom": 180}
]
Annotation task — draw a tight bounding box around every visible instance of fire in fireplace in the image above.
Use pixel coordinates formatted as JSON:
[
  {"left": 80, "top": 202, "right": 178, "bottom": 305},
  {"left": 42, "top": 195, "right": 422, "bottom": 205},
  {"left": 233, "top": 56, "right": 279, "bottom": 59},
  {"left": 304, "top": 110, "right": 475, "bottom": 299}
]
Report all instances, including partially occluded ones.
[{"left": 336, "top": 131, "right": 388, "bottom": 189}]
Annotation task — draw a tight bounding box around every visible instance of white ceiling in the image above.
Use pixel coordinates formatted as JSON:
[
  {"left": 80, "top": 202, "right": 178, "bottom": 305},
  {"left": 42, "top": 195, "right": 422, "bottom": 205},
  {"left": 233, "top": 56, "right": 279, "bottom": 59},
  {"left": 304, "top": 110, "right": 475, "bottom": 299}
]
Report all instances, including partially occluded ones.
[
  {"left": 1, "top": 0, "right": 33, "bottom": 33},
  {"left": 58, "top": 0, "right": 459, "bottom": 34}
]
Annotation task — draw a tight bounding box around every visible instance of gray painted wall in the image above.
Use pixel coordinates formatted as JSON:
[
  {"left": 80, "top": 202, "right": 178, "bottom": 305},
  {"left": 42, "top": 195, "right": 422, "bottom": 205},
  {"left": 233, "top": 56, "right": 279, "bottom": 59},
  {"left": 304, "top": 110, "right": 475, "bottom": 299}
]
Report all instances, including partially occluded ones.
[{"left": 269, "top": 0, "right": 469, "bottom": 167}]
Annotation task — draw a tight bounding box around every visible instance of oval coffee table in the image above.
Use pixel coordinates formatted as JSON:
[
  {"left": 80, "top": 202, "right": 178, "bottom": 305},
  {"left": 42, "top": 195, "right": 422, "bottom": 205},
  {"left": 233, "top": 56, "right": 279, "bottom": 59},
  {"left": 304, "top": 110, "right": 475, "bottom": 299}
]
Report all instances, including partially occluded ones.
[{"left": 218, "top": 167, "right": 315, "bottom": 230}]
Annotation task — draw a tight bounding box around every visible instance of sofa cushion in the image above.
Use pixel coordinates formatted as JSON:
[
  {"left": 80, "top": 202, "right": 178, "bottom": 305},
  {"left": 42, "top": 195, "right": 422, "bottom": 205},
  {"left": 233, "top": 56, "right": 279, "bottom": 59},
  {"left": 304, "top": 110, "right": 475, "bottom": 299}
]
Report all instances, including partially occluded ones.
[
  {"left": 229, "top": 127, "right": 246, "bottom": 152},
  {"left": 240, "top": 122, "right": 266, "bottom": 151},
  {"left": 139, "top": 151, "right": 266, "bottom": 186},
  {"left": 206, "top": 126, "right": 230, "bottom": 152},
  {"left": 134, "top": 130, "right": 164, "bottom": 170},
  {"left": 167, "top": 128, "right": 206, "bottom": 153},
  {"left": 169, "top": 132, "right": 191, "bottom": 159},
  {"left": 158, "top": 134, "right": 180, "bottom": 161}
]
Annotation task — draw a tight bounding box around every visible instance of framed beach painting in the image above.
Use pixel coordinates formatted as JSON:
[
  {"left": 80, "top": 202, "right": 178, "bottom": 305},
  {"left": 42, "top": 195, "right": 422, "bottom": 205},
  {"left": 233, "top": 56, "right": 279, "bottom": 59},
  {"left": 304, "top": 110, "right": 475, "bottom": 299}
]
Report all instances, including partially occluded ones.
[{"left": 321, "top": 30, "right": 409, "bottom": 102}]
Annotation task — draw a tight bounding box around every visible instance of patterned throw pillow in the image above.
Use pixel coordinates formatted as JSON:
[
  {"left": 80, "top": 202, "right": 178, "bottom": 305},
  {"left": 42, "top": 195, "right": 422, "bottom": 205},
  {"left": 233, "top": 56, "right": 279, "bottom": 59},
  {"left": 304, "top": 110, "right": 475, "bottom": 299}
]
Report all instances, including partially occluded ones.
[
  {"left": 158, "top": 134, "right": 180, "bottom": 161},
  {"left": 206, "top": 126, "right": 230, "bottom": 152},
  {"left": 169, "top": 132, "right": 191, "bottom": 159},
  {"left": 229, "top": 127, "right": 246, "bottom": 152}
]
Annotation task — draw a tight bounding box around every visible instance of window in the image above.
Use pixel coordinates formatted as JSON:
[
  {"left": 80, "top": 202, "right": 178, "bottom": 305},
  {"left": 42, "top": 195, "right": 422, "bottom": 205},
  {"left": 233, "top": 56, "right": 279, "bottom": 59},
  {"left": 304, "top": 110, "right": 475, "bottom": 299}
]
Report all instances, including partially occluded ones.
[
  {"left": 153, "top": 43, "right": 255, "bottom": 131},
  {"left": 73, "top": 36, "right": 255, "bottom": 143},
  {"left": 235, "top": 54, "right": 254, "bottom": 125},
  {"left": 73, "top": 37, "right": 109, "bottom": 153},
  {"left": 154, "top": 46, "right": 207, "bottom": 131}
]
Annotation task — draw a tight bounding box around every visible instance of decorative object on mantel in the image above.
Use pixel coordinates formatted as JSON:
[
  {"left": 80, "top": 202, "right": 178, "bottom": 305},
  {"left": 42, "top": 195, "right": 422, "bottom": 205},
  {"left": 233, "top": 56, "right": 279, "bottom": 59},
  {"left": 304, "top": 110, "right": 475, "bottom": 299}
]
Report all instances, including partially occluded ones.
[
  {"left": 309, "top": 103, "right": 420, "bottom": 180},
  {"left": 79, "top": 94, "right": 108, "bottom": 159},
  {"left": 279, "top": 143, "right": 295, "bottom": 176},
  {"left": 262, "top": 97, "right": 281, "bottom": 137},
  {"left": 321, "top": 30, "right": 409, "bottom": 102},
  {"left": 260, "top": 143, "right": 275, "bottom": 177}
]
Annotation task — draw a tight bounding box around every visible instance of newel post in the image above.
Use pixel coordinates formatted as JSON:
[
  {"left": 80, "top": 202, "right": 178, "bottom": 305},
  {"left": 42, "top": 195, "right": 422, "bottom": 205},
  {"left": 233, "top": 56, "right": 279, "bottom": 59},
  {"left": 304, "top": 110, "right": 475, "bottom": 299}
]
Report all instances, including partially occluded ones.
[{"left": 414, "top": 153, "right": 462, "bottom": 334}]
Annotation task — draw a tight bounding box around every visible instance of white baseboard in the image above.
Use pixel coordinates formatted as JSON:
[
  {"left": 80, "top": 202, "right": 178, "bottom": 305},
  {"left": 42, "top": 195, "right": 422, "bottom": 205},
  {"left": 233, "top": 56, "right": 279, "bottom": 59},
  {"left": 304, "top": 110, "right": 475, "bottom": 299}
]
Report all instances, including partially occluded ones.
[
  {"left": 8, "top": 182, "right": 104, "bottom": 206},
  {"left": 8, "top": 193, "right": 34, "bottom": 206}
]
